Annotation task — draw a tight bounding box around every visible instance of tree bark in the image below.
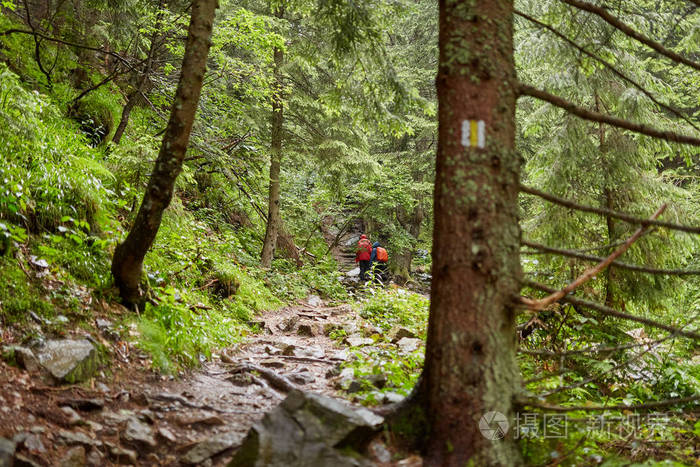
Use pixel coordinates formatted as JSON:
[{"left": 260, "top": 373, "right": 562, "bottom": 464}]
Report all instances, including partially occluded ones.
[
  {"left": 393, "top": 1, "right": 522, "bottom": 464},
  {"left": 260, "top": 34, "right": 284, "bottom": 268},
  {"left": 595, "top": 92, "right": 615, "bottom": 309},
  {"left": 111, "top": 0, "right": 218, "bottom": 304}
]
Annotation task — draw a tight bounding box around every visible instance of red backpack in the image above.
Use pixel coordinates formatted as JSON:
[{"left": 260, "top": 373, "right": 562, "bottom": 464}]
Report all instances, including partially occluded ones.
[
  {"left": 358, "top": 238, "right": 372, "bottom": 253},
  {"left": 376, "top": 247, "right": 388, "bottom": 262}
]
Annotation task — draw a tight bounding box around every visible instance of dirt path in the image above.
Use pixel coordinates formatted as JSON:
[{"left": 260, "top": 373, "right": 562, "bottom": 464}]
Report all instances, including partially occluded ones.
[{"left": 0, "top": 298, "right": 364, "bottom": 466}]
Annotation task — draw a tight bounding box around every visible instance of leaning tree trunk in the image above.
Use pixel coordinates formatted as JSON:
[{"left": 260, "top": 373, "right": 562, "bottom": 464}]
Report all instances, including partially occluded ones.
[
  {"left": 111, "top": 0, "right": 218, "bottom": 304},
  {"left": 260, "top": 40, "right": 284, "bottom": 268},
  {"left": 392, "top": 0, "right": 522, "bottom": 465}
]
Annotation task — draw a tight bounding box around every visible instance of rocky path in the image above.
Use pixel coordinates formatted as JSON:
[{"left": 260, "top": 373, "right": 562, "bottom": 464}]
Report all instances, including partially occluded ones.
[{"left": 0, "top": 297, "right": 385, "bottom": 467}]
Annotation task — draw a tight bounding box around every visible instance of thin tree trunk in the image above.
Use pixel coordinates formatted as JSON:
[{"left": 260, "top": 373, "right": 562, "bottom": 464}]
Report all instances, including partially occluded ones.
[
  {"left": 112, "top": 0, "right": 163, "bottom": 145},
  {"left": 391, "top": 1, "right": 522, "bottom": 464},
  {"left": 596, "top": 92, "right": 615, "bottom": 308},
  {"left": 111, "top": 0, "right": 218, "bottom": 304},
  {"left": 260, "top": 32, "right": 284, "bottom": 268}
]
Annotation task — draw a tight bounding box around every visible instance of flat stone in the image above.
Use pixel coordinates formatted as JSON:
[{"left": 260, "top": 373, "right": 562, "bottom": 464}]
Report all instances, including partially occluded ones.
[
  {"left": 174, "top": 413, "right": 225, "bottom": 427},
  {"left": 228, "top": 390, "right": 382, "bottom": 467},
  {"left": 121, "top": 418, "right": 156, "bottom": 447},
  {"left": 383, "top": 392, "right": 405, "bottom": 404},
  {"left": 345, "top": 337, "right": 374, "bottom": 347},
  {"left": 101, "top": 409, "right": 134, "bottom": 426},
  {"left": 293, "top": 346, "right": 325, "bottom": 359},
  {"left": 60, "top": 406, "right": 83, "bottom": 426},
  {"left": 23, "top": 433, "right": 46, "bottom": 454},
  {"left": 289, "top": 372, "right": 315, "bottom": 385},
  {"left": 35, "top": 339, "right": 97, "bottom": 383},
  {"left": 346, "top": 267, "right": 360, "bottom": 277},
  {"left": 59, "top": 446, "right": 86, "bottom": 467},
  {"left": 58, "top": 430, "right": 101, "bottom": 447},
  {"left": 397, "top": 337, "right": 422, "bottom": 354},
  {"left": 279, "top": 316, "right": 299, "bottom": 333},
  {"left": 157, "top": 427, "right": 177, "bottom": 443},
  {"left": 330, "top": 350, "right": 349, "bottom": 361},
  {"left": 59, "top": 398, "right": 104, "bottom": 411},
  {"left": 182, "top": 431, "right": 245, "bottom": 465}
]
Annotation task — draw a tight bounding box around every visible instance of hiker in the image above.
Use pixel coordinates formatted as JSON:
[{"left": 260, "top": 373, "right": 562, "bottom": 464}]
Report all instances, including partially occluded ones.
[
  {"left": 355, "top": 234, "right": 372, "bottom": 281},
  {"left": 370, "top": 241, "right": 389, "bottom": 282}
]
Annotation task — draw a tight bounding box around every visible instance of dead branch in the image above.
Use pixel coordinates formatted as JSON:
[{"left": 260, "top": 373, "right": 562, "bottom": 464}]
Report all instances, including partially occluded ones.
[
  {"left": 521, "top": 205, "right": 665, "bottom": 311},
  {"left": 519, "top": 85, "right": 700, "bottom": 146},
  {"left": 521, "top": 240, "right": 700, "bottom": 276},
  {"left": 232, "top": 363, "right": 300, "bottom": 393},
  {"left": 559, "top": 0, "right": 700, "bottom": 72},
  {"left": 523, "top": 280, "right": 700, "bottom": 340},
  {"left": 516, "top": 394, "right": 700, "bottom": 412},
  {"left": 514, "top": 9, "right": 700, "bottom": 133},
  {"left": 519, "top": 184, "right": 700, "bottom": 234}
]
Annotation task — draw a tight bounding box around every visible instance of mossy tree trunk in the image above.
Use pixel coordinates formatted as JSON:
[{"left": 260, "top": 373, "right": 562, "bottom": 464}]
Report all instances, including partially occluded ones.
[
  {"left": 261, "top": 23, "right": 284, "bottom": 268},
  {"left": 393, "top": 0, "right": 522, "bottom": 464},
  {"left": 111, "top": 0, "right": 218, "bottom": 305}
]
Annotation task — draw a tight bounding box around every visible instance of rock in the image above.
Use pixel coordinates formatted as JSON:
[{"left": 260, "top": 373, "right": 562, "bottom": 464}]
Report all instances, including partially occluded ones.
[
  {"left": 106, "top": 443, "right": 137, "bottom": 464},
  {"left": 95, "top": 383, "right": 110, "bottom": 393},
  {"left": 181, "top": 431, "right": 245, "bottom": 465},
  {"left": 346, "top": 267, "right": 360, "bottom": 278},
  {"left": 29, "top": 256, "right": 49, "bottom": 269},
  {"left": 228, "top": 390, "right": 382, "bottom": 467},
  {"left": 122, "top": 418, "right": 156, "bottom": 448},
  {"left": 60, "top": 406, "right": 83, "bottom": 426},
  {"left": 388, "top": 327, "right": 416, "bottom": 343},
  {"left": 365, "top": 374, "right": 387, "bottom": 389},
  {"left": 396, "top": 338, "right": 422, "bottom": 354},
  {"left": 259, "top": 359, "right": 285, "bottom": 369},
  {"left": 86, "top": 448, "right": 103, "bottom": 466},
  {"left": 307, "top": 295, "right": 323, "bottom": 307},
  {"left": 59, "top": 398, "right": 104, "bottom": 411},
  {"left": 13, "top": 453, "right": 42, "bottom": 467},
  {"left": 29, "top": 426, "right": 45, "bottom": 435},
  {"left": 361, "top": 324, "right": 381, "bottom": 336},
  {"left": 281, "top": 344, "right": 297, "bottom": 356},
  {"left": 22, "top": 433, "right": 46, "bottom": 454},
  {"left": 296, "top": 322, "right": 320, "bottom": 337},
  {"left": 157, "top": 427, "right": 177, "bottom": 443},
  {"left": 383, "top": 392, "right": 405, "bottom": 404},
  {"left": 2, "top": 346, "right": 41, "bottom": 372},
  {"left": 293, "top": 346, "right": 325, "bottom": 359},
  {"left": 368, "top": 439, "right": 391, "bottom": 464},
  {"left": 323, "top": 323, "right": 343, "bottom": 336},
  {"left": 58, "top": 430, "right": 101, "bottom": 447},
  {"left": 35, "top": 339, "right": 98, "bottom": 383},
  {"left": 0, "top": 437, "right": 16, "bottom": 467},
  {"left": 289, "top": 372, "right": 315, "bottom": 385},
  {"left": 396, "top": 455, "right": 423, "bottom": 466},
  {"left": 101, "top": 409, "right": 134, "bottom": 426},
  {"left": 279, "top": 316, "right": 300, "bottom": 333},
  {"left": 59, "top": 446, "right": 86, "bottom": 467},
  {"left": 346, "top": 380, "right": 364, "bottom": 394},
  {"left": 247, "top": 320, "right": 268, "bottom": 333},
  {"left": 330, "top": 350, "right": 349, "bottom": 361},
  {"left": 345, "top": 337, "right": 374, "bottom": 347}
]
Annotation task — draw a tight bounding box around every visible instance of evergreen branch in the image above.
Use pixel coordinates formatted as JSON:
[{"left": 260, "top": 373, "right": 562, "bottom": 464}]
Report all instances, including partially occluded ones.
[
  {"left": 520, "top": 205, "right": 665, "bottom": 311},
  {"left": 519, "top": 340, "right": 662, "bottom": 357},
  {"left": 514, "top": 10, "right": 700, "bottom": 133},
  {"left": 518, "top": 85, "right": 700, "bottom": 146},
  {"left": 519, "top": 184, "right": 700, "bottom": 234},
  {"left": 516, "top": 395, "right": 700, "bottom": 412},
  {"left": 559, "top": 0, "right": 700, "bottom": 71},
  {"left": 521, "top": 240, "right": 700, "bottom": 276},
  {"left": 0, "top": 28, "right": 140, "bottom": 72},
  {"left": 522, "top": 280, "right": 700, "bottom": 340}
]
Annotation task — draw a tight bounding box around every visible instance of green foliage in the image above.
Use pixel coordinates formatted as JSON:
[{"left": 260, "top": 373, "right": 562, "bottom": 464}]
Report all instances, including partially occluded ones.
[{"left": 360, "top": 288, "right": 428, "bottom": 334}]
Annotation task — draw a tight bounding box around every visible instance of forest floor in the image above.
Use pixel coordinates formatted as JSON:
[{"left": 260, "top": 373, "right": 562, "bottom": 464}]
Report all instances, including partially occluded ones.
[{"left": 0, "top": 295, "right": 420, "bottom": 466}]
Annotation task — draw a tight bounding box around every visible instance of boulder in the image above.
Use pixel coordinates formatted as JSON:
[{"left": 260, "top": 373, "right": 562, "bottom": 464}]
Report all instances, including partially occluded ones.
[
  {"left": 121, "top": 418, "right": 156, "bottom": 448},
  {"left": 228, "top": 390, "right": 382, "bottom": 467},
  {"left": 306, "top": 295, "right": 323, "bottom": 308},
  {"left": 2, "top": 346, "right": 41, "bottom": 372},
  {"left": 388, "top": 327, "right": 416, "bottom": 343},
  {"left": 296, "top": 322, "right": 320, "bottom": 337},
  {"left": 35, "top": 340, "right": 98, "bottom": 383},
  {"left": 181, "top": 431, "right": 245, "bottom": 465},
  {"left": 345, "top": 337, "right": 374, "bottom": 347}
]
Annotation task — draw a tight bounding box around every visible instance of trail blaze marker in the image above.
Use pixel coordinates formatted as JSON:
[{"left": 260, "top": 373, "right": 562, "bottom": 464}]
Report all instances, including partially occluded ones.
[{"left": 461, "top": 119, "right": 486, "bottom": 148}]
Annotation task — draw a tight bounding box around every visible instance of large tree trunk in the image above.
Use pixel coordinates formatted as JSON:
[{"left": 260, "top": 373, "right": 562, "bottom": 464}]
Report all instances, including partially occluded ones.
[
  {"left": 111, "top": 0, "right": 218, "bottom": 304},
  {"left": 393, "top": 0, "right": 522, "bottom": 464},
  {"left": 260, "top": 40, "right": 284, "bottom": 268},
  {"left": 394, "top": 203, "right": 425, "bottom": 283}
]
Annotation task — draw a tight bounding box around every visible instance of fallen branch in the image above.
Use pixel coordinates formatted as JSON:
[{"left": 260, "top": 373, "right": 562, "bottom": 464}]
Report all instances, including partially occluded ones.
[
  {"left": 519, "top": 184, "right": 700, "bottom": 234},
  {"left": 519, "top": 85, "right": 700, "bottom": 146},
  {"left": 521, "top": 205, "right": 666, "bottom": 311},
  {"left": 521, "top": 239, "right": 700, "bottom": 276},
  {"left": 522, "top": 280, "right": 700, "bottom": 340},
  {"left": 559, "top": 0, "right": 700, "bottom": 72},
  {"left": 231, "top": 363, "right": 300, "bottom": 393}
]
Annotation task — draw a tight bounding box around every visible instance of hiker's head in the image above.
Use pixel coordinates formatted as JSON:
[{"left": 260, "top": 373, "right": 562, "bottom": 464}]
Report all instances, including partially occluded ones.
[
  {"left": 373, "top": 241, "right": 380, "bottom": 247},
  {"left": 360, "top": 234, "right": 367, "bottom": 239}
]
